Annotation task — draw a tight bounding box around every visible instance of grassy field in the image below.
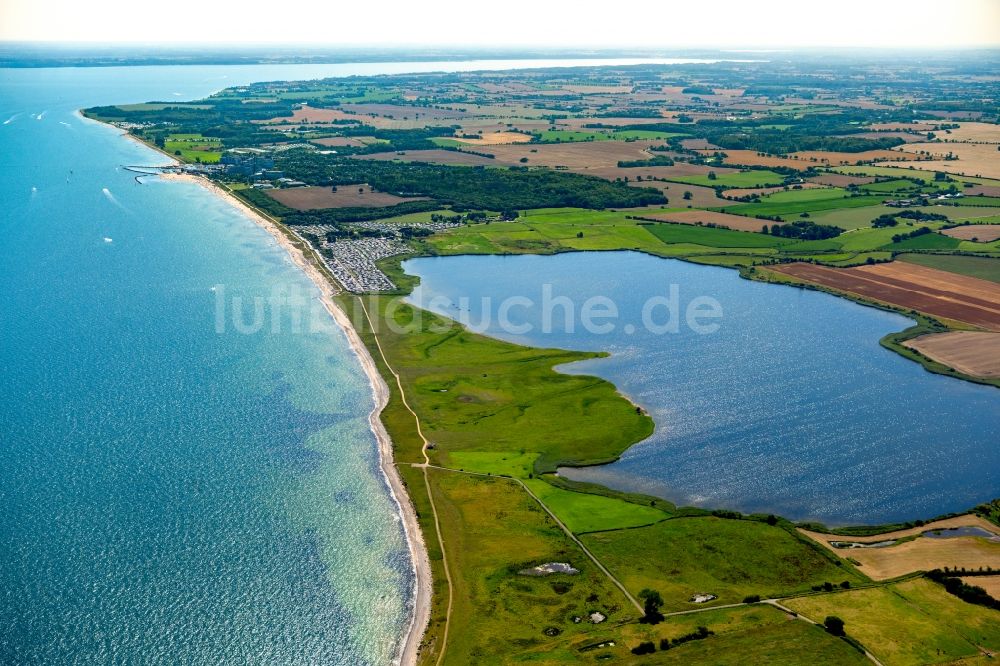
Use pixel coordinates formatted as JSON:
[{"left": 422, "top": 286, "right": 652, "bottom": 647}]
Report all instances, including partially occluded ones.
[
  {"left": 430, "top": 470, "right": 638, "bottom": 665},
  {"left": 581, "top": 517, "right": 861, "bottom": 611},
  {"left": 163, "top": 133, "right": 222, "bottom": 163},
  {"left": 785, "top": 578, "right": 1000, "bottom": 665},
  {"left": 899, "top": 253, "right": 1000, "bottom": 283},
  {"left": 721, "top": 194, "right": 886, "bottom": 219},
  {"left": 668, "top": 170, "right": 787, "bottom": 188},
  {"left": 631, "top": 619, "right": 870, "bottom": 665},
  {"left": 523, "top": 479, "right": 670, "bottom": 533},
  {"left": 355, "top": 295, "right": 653, "bottom": 472},
  {"left": 612, "top": 604, "right": 869, "bottom": 664}
]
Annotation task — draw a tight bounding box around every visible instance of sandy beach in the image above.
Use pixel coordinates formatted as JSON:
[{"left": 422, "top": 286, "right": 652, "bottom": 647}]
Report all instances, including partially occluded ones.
[{"left": 159, "top": 169, "right": 432, "bottom": 665}]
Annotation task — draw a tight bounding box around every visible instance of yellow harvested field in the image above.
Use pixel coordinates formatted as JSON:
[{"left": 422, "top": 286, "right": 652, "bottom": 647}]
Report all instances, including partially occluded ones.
[
  {"left": 452, "top": 131, "right": 533, "bottom": 145},
  {"left": 937, "top": 122, "right": 1000, "bottom": 143},
  {"left": 799, "top": 515, "right": 1000, "bottom": 580},
  {"left": 839, "top": 537, "right": 1000, "bottom": 580},
  {"left": 896, "top": 142, "right": 1000, "bottom": 179},
  {"left": 561, "top": 84, "right": 633, "bottom": 94},
  {"left": 962, "top": 575, "right": 1000, "bottom": 599},
  {"left": 942, "top": 224, "right": 1000, "bottom": 242},
  {"left": 701, "top": 148, "right": 922, "bottom": 169},
  {"left": 903, "top": 331, "right": 1000, "bottom": 378},
  {"left": 790, "top": 149, "right": 922, "bottom": 164}
]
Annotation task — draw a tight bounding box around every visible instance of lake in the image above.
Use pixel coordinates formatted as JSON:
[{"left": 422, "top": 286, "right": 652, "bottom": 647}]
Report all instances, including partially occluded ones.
[{"left": 405, "top": 251, "right": 1000, "bottom": 526}]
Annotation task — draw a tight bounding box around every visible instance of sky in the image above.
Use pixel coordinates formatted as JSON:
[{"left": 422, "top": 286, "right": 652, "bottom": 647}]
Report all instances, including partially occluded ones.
[{"left": 1, "top": 0, "right": 998, "bottom": 48}]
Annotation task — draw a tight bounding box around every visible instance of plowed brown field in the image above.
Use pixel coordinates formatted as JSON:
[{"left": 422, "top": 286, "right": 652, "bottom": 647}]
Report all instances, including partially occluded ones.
[{"left": 769, "top": 261, "right": 1000, "bottom": 330}]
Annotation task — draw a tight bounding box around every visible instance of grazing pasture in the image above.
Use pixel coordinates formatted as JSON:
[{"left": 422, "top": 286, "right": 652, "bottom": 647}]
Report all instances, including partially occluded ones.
[
  {"left": 785, "top": 579, "right": 1000, "bottom": 666},
  {"left": 429, "top": 471, "right": 636, "bottom": 665},
  {"left": 806, "top": 173, "right": 877, "bottom": 187},
  {"left": 904, "top": 331, "right": 1000, "bottom": 378},
  {"left": 768, "top": 261, "right": 1000, "bottom": 330},
  {"left": 898, "top": 253, "right": 1000, "bottom": 283},
  {"left": 722, "top": 193, "right": 884, "bottom": 219},
  {"left": 666, "top": 169, "right": 786, "bottom": 188},
  {"left": 580, "top": 517, "right": 859, "bottom": 612},
  {"left": 266, "top": 184, "right": 427, "bottom": 210},
  {"left": 723, "top": 183, "right": 825, "bottom": 199},
  {"left": 163, "top": 133, "right": 222, "bottom": 163}
]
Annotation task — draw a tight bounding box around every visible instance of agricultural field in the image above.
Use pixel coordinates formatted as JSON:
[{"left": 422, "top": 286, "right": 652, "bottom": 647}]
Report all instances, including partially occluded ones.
[
  {"left": 429, "top": 470, "right": 637, "bottom": 665},
  {"left": 785, "top": 579, "right": 1000, "bottom": 666},
  {"left": 266, "top": 184, "right": 428, "bottom": 210},
  {"left": 898, "top": 253, "right": 1000, "bottom": 283},
  {"left": 639, "top": 209, "right": 778, "bottom": 233},
  {"left": 666, "top": 169, "right": 786, "bottom": 188},
  {"left": 799, "top": 515, "right": 1000, "bottom": 580},
  {"left": 460, "top": 140, "right": 661, "bottom": 169},
  {"left": 942, "top": 224, "right": 1000, "bottom": 242},
  {"left": 581, "top": 517, "right": 861, "bottom": 611},
  {"left": 768, "top": 261, "right": 1000, "bottom": 330},
  {"left": 904, "top": 332, "right": 1000, "bottom": 379}
]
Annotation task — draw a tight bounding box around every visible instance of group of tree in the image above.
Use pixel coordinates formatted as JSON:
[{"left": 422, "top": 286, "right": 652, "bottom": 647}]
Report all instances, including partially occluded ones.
[
  {"left": 891, "top": 226, "right": 933, "bottom": 244},
  {"left": 925, "top": 569, "right": 1000, "bottom": 611},
  {"left": 274, "top": 151, "right": 667, "bottom": 210},
  {"left": 767, "top": 220, "right": 844, "bottom": 240}
]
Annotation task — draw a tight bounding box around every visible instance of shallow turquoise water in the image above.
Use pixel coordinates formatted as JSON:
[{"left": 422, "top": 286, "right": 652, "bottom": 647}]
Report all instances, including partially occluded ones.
[
  {"left": 405, "top": 252, "right": 1000, "bottom": 526},
  {"left": 0, "top": 65, "right": 424, "bottom": 664}
]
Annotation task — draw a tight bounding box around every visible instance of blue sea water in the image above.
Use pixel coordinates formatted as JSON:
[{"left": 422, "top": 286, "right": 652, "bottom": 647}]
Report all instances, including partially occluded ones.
[
  {"left": 0, "top": 63, "right": 464, "bottom": 665},
  {"left": 405, "top": 252, "right": 1000, "bottom": 526}
]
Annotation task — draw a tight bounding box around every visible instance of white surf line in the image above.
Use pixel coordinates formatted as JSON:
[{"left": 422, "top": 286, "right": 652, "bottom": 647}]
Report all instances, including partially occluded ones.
[{"left": 3, "top": 113, "right": 20, "bottom": 125}]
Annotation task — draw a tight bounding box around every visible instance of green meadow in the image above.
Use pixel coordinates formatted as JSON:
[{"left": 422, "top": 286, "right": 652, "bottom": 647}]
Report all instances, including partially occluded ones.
[
  {"left": 581, "top": 517, "right": 861, "bottom": 612},
  {"left": 786, "top": 579, "right": 1000, "bottom": 666},
  {"left": 668, "top": 170, "right": 787, "bottom": 188}
]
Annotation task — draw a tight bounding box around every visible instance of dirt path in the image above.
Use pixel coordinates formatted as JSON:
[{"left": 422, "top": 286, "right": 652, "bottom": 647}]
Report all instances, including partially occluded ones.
[{"left": 357, "top": 298, "right": 454, "bottom": 666}]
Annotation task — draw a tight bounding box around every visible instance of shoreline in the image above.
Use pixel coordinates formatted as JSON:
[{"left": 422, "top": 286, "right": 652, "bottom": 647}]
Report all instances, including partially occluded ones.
[{"left": 152, "top": 165, "right": 431, "bottom": 662}]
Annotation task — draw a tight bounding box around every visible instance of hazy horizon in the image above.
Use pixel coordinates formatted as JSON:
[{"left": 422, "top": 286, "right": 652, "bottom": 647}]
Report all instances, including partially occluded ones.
[{"left": 2, "top": 0, "right": 998, "bottom": 49}]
